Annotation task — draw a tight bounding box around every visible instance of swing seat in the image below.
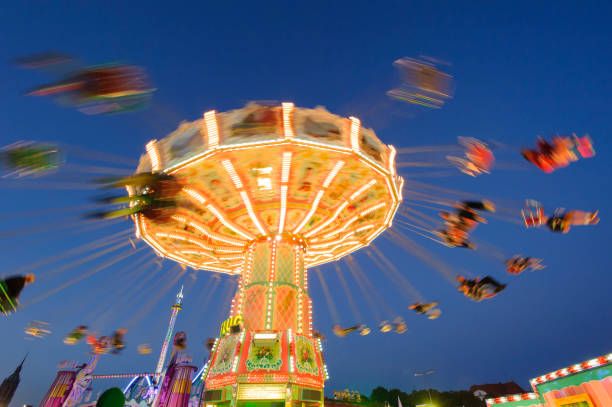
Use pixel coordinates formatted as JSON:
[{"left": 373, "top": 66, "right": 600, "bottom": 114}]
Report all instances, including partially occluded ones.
[
  {"left": 522, "top": 200, "right": 544, "bottom": 227},
  {"left": 0, "top": 282, "right": 18, "bottom": 316}
]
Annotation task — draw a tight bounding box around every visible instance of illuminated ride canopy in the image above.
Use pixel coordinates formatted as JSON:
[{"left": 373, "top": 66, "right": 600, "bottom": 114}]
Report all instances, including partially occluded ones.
[{"left": 130, "top": 103, "right": 403, "bottom": 406}]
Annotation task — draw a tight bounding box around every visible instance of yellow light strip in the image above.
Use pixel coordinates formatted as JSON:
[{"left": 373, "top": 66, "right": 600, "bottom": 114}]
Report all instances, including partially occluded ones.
[
  {"left": 278, "top": 152, "right": 292, "bottom": 234},
  {"left": 240, "top": 191, "right": 267, "bottom": 236},
  {"left": 305, "top": 179, "right": 376, "bottom": 238},
  {"left": 141, "top": 222, "right": 239, "bottom": 274},
  {"left": 304, "top": 201, "right": 347, "bottom": 238},
  {"left": 307, "top": 240, "right": 359, "bottom": 256},
  {"left": 176, "top": 249, "right": 217, "bottom": 260},
  {"left": 281, "top": 152, "right": 292, "bottom": 183},
  {"left": 237, "top": 384, "right": 286, "bottom": 400},
  {"left": 204, "top": 110, "right": 219, "bottom": 149},
  {"left": 383, "top": 171, "right": 400, "bottom": 205},
  {"left": 388, "top": 145, "right": 397, "bottom": 177},
  {"left": 294, "top": 190, "right": 324, "bottom": 234},
  {"left": 383, "top": 200, "right": 399, "bottom": 228},
  {"left": 307, "top": 242, "right": 361, "bottom": 264},
  {"left": 181, "top": 191, "right": 249, "bottom": 243},
  {"left": 236, "top": 245, "right": 253, "bottom": 314},
  {"left": 323, "top": 216, "right": 358, "bottom": 239},
  {"left": 133, "top": 215, "right": 142, "bottom": 239},
  {"left": 125, "top": 185, "right": 135, "bottom": 206},
  {"left": 215, "top": 255, "right": 245, "bottom": 261},
  {"left": 323, "top": 160, "right": 345, "bottom": 188},
  {"left": 146, "top": 140, "right": 161, "bottom": 171},
  {"left": 282, "top": 102, "right": 294, "bottom": 139},
  {"left": 172, "top": 215, "right": 245, "bottom": 247},
  {"left": 140, "top": 220, "right": 166, "bottom": 257},
  {"left": 206, "top": 204, "right": 254, "bottom": 240},
  {"left": 266, "top": 241, "right": 277, "bottom": 329},
  {"left": 295, "top": 248, "right": 303, "bottom": 333},
  {"left": 172, "top": 214, "right": 186, "bottom": 223},
  {"left": 306, "top": 254, "right": 333, "bottom": 262},
  {"left": 209, "top": 267, "right": 235, "bottom": 274},
  {"left": 294, "top": 160, "right": 344, "bottom": 234},
  {"left": 173, "top": 196, "right": 247, "bottom": 246},
  {"left": 307, "top": 224, "right": 373, "bottom": 253},
  {"left": 323, "top": 202, "right": 386, "bottom": 239},
  {"left": 222, "top": 159, "right": 267, "bottom": 236},
  {"left": 155, "top": 232, "right": 216, "bottom": 252},
  {"left": 356, "top": 224, "right": 375, "bottom": 233},
  {"left": 353, "top": 180, "right": 378, "bottom": 201},
  {"left": 221, "top": 159, "right": 243, "bottom": 189},
  {"left": 349, "top": 117, "right": 360, "bottom": 151},
  {"left": 279, "top": 185, "right": 288, "bottom": 234},
  {"left": 360, "top": 201, "right": 387, "bottom": 216},
  {"left": 143, "top": 226, "right": 236, "bottom": 273},
  {"left": 183, "top": 187, "right": 207, "bottom": 205},
  {"left": 193, "top": 261, "right": 219, "bottom": 266},
  {"left": 309, "top": 231, "right": 356, "bottom": 249}
]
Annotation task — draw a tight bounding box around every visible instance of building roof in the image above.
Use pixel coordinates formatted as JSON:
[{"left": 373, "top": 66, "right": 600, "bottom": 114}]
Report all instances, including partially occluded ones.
[{"left": 470, "top": 382, "right": 526, "bottom": 398}]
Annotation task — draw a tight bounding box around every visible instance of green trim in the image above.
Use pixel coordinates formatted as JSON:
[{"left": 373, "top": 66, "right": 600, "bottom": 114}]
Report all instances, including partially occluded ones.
[
  {"left": 237, "top": 402, "right": 284, "bottom": 407},
  {"left": 487, "top": 399, "right": 539, "bottom": 407}
]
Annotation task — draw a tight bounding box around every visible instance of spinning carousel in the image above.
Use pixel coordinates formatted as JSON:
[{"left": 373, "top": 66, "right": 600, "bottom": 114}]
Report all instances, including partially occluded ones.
[{"left": 130, "top": 102, "right": 403, "bottom": 406}]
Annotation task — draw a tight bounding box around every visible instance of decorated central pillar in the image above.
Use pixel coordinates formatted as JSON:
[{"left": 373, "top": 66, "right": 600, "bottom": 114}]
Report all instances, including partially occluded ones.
[
  {"left": 231, "top": 235, "right": 310, "bottom": 333},
  {"left": 204, "top": 234, "right": 325, "bottom": 407}
]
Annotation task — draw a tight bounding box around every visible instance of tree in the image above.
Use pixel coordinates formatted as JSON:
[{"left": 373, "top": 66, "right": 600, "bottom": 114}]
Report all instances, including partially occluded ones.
[
  {"left": 370, "top": 386, "right": 390, "bottom": 403},
  {"left": 96, "top": 387, "right": 125, "bottom": 407}
]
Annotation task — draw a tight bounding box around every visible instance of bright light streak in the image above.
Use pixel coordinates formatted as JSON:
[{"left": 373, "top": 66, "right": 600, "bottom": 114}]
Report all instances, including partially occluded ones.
[
  {"left": 222, "top": 159, "right": 243, "bottom": 189},
  {"left": 176, "top": 250, "right": 217, "bottom": 260},
  {"left": 221, "top": 159, "right": 266, "bottom": 236},
  {"left": 204, "top": 205, "right": 254, "bottom": 240},
  {"left": 294, "top": 160, "right": 344, "bottom": 234},
  {"left": 282, "top": 102, "right": 294, "bottom": 139},
  {"left": 278, "top": 185, "right": 288, "bottom": 233},
  {"left": 349, "top": 117, "right": 360, "bottom": 151},
  {"left": 146, "top": 140, "right": 161, "bottom": 171},
  {"left": 388, "top": 145, "right": 397, "bottom": 177},
  {"left": 323, "top": 160, "right": 345, "bottom": 188},
  {"left": 253, "top": 333, "right": 277, "bottom": 340},
  {"left": 172, "top": 215, "right": 244, "bottom": 246},
  {"left": 349, "top": 179, "right": 376, "bottom": 200},
  {"left": 183, "top": 187, "right": 207, "bottom": 205},
  {"left": 240, "top": 191, "right": 267, "bottom": 236},
  {"left": 294, "top": 190, "right": 324, "bottom": 234},
  {"left": 281, "top": 152, "right": 292, "bottom": 183},
  {"left": 204, "top": 110, "right": 219, "bottom": 149},
  {"left": 123, "top": 376, "right": 139, "bottom": 394},
  {"left": 304, "top": 201, "right": 347, "bottom": 238}
]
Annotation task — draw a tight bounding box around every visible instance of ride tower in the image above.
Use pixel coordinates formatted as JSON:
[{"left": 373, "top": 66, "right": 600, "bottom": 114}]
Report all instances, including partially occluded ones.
[
  {"left": 122, "top": 286, "right": 185, "bottom": 405},
  {"left": 130, "top": 103, "right": 403, "bottom": 407},
  {"left": 156, "top": 286, "right": 184, "bottom": 384}
]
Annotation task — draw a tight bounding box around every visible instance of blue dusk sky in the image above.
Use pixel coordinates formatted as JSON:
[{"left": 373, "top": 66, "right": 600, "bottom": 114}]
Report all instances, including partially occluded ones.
[{"left": 0, "top": 1, "right": 611, "bottom": 405}]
